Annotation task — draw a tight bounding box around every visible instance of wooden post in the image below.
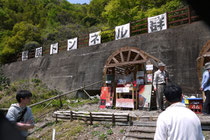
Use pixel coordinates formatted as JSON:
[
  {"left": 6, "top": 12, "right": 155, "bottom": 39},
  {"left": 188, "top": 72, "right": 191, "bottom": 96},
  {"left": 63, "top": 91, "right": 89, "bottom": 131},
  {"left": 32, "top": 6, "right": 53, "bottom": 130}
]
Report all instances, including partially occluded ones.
[
  {"left": 90, "top": 112, "right": 93, "bottom": 125},
  {"left": 127, "top": 114, "right": 130, "bottom": 123},
  {"left": 166, "top": 12, "right": 169, "bottom": 28},
  {"left": 188, "top": 6, "right": 191, "bottom": 24},
  {"left": 129, "top": 116, "right": 133, "bottom": 126},
  {"left": 70, "top": 111, "right": 73, "bottom": 122},
  {"left": 59, "top": 95, "right": 63, "bottom": 108},
  {"left": 55, "top": 114, "right": 58, "bottom": 124},
  {"left": 112, "top": 113, "right": 115, "bottom": 126}
]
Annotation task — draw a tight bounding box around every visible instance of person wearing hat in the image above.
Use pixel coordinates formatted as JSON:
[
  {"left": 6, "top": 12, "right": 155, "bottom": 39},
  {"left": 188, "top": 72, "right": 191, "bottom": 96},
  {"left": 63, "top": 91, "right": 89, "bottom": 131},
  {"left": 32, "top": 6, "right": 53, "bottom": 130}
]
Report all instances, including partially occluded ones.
[
  {"left": 201, "top": 62, "right": 210, "bottom": 115},
  {"left": 153, "top": 62, "right": 169, "bottom": 111}
]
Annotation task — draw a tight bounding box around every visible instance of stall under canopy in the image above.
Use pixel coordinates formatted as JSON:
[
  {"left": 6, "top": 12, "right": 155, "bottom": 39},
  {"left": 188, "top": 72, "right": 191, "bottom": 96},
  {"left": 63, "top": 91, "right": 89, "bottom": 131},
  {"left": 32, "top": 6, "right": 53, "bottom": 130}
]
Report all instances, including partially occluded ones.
[{"left": 101, "top": 47, "right": 161, "bottom": 110}]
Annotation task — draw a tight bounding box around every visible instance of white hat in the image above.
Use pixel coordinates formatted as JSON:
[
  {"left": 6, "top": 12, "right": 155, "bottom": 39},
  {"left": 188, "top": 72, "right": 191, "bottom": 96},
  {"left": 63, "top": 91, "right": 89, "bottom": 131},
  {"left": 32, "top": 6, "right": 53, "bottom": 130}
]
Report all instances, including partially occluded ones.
[
  {"left": 158, "top": 62, "right": 166, "bottom": 67},
  {"left": 205, "top": 62, "right": 210, "bottom": 70}
]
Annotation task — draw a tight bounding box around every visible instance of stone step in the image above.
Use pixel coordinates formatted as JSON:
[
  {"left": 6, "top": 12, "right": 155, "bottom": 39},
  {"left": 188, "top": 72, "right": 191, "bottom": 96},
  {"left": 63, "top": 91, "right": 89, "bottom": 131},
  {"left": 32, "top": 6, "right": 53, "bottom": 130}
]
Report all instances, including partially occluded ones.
[
  {"left": 128, "top": 126, "right": 156, "bottom": 133},
  {"left": 124, "top": 132, "right": 154, "bottom": 140},
  {"left": 133, "top": 121, "right": 156, "bottom": 127}
]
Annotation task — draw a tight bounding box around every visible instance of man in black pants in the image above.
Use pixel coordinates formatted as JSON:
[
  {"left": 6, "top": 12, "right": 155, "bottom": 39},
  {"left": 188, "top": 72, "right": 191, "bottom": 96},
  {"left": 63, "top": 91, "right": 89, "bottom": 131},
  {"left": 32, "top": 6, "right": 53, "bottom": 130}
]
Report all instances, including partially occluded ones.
[{"left": 201, "top": 62, "right": 210, "bottom": 115}]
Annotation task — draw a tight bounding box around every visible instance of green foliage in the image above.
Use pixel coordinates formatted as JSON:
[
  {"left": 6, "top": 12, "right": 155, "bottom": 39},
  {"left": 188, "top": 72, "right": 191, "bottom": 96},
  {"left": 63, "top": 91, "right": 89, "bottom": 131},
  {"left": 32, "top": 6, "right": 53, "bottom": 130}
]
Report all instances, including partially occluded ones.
[
  {"left": 100, "top": 28, "right": 115, "bottom": 43},
  {"left": 99, "top": 133, "right": 108, "bottom": 140},
  {"left": 0, "top": 0, "right": 185, "bottom": 64},
  {"left": 120, "top": 129, "right": 125, "bottom": 133},
  {"left": 106, "top": 129, "right": 113, "bottom": 135},
  {"left": 92, "top": 131, "right": 100, "bottom": 136},
  {"left": 23, "top": 41, "right": 40, "bottom": 51},
  {"left": 0, "top": 66, "right": 10, "bottom": 91},
  {"left": 0, "top": 22, "right": 41, "bottom": 63}
]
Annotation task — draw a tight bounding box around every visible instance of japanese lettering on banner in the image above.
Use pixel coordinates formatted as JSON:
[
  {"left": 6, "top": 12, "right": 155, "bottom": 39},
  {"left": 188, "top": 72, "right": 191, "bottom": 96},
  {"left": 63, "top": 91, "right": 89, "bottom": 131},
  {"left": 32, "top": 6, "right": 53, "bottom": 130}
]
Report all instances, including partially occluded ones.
[
  {"left": 89, "top": 31, "right": 101, "bottom": 46},
  {"left": 115, "top": 23, "right": 130, "bottom": 40},
  {"left": 35, "top": 47, "right": 42, "bottom": 58},
  {"left": 67, "top": 37, "right": 77, "bottom": 51},
  {"left": 50, "top": 43, "right": 58, "bottom": 55},
  {"left": 22, "top": 51, "right": 28, "bottom": 61},
  {"left": 148, "top": 13, "right": 167, "bottom": 33}
]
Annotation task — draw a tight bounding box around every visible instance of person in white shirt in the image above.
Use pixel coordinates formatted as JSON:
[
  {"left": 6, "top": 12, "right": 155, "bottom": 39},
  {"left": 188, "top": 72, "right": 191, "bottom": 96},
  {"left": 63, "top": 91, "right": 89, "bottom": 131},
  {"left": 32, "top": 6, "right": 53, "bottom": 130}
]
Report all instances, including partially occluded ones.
[
  {"left": 154, "top": 84, "right": 205, "bottom": 140},
  {"left": 153, "top": 62, "right": 169, "bottom": 111}
]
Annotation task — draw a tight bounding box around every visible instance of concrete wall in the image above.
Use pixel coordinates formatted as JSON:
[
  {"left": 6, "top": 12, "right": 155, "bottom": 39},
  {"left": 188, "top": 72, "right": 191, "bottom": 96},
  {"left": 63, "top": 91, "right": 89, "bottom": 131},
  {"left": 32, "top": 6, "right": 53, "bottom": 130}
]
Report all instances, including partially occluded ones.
[{"left": 3, "top": 21, "right": 210, "bottom": 95}]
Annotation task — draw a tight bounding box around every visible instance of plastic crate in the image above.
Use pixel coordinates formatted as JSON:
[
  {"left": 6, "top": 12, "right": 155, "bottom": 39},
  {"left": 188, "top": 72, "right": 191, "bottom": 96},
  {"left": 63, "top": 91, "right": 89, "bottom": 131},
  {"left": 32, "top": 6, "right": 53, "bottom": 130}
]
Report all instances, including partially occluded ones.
[{"left": 187, "top": 98, "right": 203, "bottom": 114}]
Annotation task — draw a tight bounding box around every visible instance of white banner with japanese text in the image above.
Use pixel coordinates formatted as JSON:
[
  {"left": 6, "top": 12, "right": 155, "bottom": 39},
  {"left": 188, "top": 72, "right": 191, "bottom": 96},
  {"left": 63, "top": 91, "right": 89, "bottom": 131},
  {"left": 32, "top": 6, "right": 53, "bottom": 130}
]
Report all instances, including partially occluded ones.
[
  {"left": 35, "top": 47, "right": 42, "bottom": 58},
  {"left": 67, "top": 37, "right": 77, "bottom": 51},
  {"left": 148, "top": 13, "right": 167, "bottom": 33},
  {"left": 115, "top": 23, "right": 130, "bottom": 40},
  {"left": 50, "top": 43, "right": 58, "bottom": 55},
  {"left": 89, "top": 31, "right": 101, "bottom": 46},
  {"left": 22, "top": 51, "right": 28, "bottom": 61}
]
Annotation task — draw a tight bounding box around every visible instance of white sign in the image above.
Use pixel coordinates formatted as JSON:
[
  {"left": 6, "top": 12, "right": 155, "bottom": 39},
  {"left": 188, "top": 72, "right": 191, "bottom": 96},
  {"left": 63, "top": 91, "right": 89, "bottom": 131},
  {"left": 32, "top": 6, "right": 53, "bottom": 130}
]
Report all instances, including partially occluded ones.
[
  {"left": 50, "top": 43, "right": 58, "bottom": 55},
  {"left": 89, "top": 31, "right": 101, "bottom": 46},
  {"left": 148, "top": 13, "right": 167, "bottom": 33},
  {"left": 146, "top": 65, "right": 153, "bottom": 70},
  {"left": 116, "top": 87, "right": 130, "bottom": 93},
  {"left": 22, "top": 51, "right": 28, "bottom": 61},
  {"left": 116, "top": 99, "right": 134, "bottom": 108},
  {"left": 35, "top": 47, "right": 42, "bottom": 58},
  {"left": 115, "top": 23, "right": 130, "bottom": 40},
  {"left": 67, "top": 37, "right": 77, "bottom": 51}
]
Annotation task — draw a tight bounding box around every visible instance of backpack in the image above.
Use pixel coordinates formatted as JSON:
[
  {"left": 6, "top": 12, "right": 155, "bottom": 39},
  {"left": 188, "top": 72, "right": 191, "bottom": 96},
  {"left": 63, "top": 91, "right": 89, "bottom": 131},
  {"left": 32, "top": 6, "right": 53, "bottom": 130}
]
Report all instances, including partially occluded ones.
[{"left": 16, "top": 107, "right": 27, "bottom": 122}]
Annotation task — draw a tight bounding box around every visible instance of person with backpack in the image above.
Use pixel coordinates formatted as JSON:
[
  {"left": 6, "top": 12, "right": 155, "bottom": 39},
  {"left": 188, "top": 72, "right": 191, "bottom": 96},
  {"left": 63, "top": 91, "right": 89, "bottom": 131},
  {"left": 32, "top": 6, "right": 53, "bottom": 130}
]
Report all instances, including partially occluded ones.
[{"left": 6, "top": 90, "right": 34, "bottom": 138}]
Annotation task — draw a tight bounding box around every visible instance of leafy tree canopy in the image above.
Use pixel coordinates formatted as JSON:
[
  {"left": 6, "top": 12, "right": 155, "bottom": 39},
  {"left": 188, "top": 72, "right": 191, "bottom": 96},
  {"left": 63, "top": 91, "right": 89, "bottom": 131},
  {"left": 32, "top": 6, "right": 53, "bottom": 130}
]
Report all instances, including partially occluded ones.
[{"left": 0, "top": 0, "right": 185, "bottom": 64}]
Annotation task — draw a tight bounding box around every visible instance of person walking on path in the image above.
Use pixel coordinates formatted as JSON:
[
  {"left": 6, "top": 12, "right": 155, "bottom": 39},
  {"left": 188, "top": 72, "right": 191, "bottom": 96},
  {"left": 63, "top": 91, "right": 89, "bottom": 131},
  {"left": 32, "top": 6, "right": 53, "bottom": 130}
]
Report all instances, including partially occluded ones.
[
  {"left": 153, "top": 62, "right": 169, "bottom": 111},
  {"left": 201, "top": 62, "right": 210, "bottom": 115},
  {"left": 6, "top": 90, "right": 34, "bottom": 139},
  {"left": 154, "top": 84, "right": 204, "bottom": 140}
]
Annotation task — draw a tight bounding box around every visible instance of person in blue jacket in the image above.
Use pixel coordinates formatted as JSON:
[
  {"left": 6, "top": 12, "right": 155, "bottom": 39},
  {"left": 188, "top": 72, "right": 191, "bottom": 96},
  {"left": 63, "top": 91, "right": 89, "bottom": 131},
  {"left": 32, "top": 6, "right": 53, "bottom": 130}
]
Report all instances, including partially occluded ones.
[{"left": 201, "top": 62, "right": 210, "bottom": 115}]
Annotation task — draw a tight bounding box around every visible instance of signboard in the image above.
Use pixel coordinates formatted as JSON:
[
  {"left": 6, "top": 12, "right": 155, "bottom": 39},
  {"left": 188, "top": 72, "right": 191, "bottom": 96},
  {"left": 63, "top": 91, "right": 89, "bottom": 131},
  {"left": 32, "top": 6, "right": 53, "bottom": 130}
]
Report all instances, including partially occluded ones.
[
  {"left": 35, "top": 47, "right": 42, "bottom": 58},
  {"left": 116, "top": 87, "right": 130, "bottom": 93},
  {"left": 139, "top": 85, "right": 152, "bottom": 109},
  {"left": 22, "top": 51, "right": 28, "bottom": 61},
  {"left": 100, "top": 87, "right": 113, "bottom": 108},
  {"left": 115, "top": 23, "right": 130, "bottom": 40},
  {"left": 116, "top": 99, "right": 134, "bottom": 108},
  {"left": 89, "top": 31, "right": 101, "bottom": 46},
  {"left": 50, "top": 43, "right": 58, "bottom": 55},
  {"left": 146, "top": 65, "right": 153, "bottom": 70},
  {"left": 67, "top": 37, "right": 77, "bottom": 51},
  {"left": 148, "top": 13, "right": 167, "bottom": 33},
  {"left": 147, "top": 74, "right": 153, "bottom": 83}
]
